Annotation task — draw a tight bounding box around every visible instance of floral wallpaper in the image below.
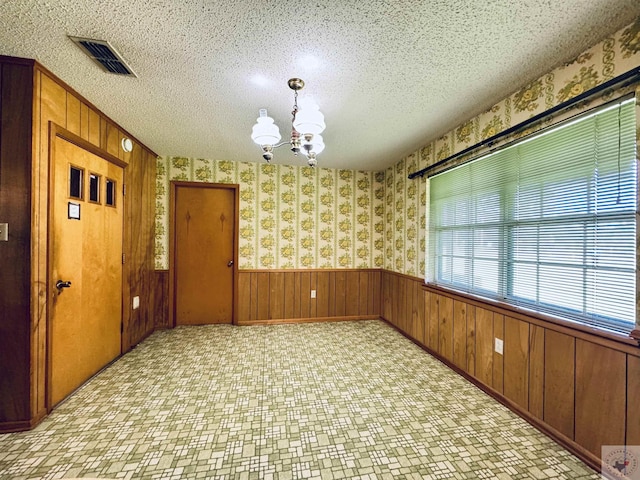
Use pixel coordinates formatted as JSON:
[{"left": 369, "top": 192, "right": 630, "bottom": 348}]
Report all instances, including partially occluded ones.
[
  {"left": 386, "top": 16, "right": 640, "bottom": 280},
  {"left": 155, "top": 159, "right": 385, "bottom": 270}
]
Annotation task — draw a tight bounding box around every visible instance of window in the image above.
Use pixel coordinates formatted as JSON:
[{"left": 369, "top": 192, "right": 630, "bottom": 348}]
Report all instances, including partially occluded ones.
[
  {"left": 69, "top": 165, "right": 84, "bottom": 199},
  {"left": 89, "top": 173, "right": 101, "bottom": 203},
  {"left": 428, "top": 98, "right": 637, "bottom": 334},
  {"left": 105, "top": 178, "right": 116, "bottom": 207}
]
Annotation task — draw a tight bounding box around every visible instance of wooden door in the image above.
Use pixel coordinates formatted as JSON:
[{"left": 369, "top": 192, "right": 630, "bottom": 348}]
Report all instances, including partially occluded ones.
[
  {"left": 48, "top": 130, "right": 124, "bottom": 408},
  {"left": 170, "top": 183, "right": 237, "bottom": 325}
]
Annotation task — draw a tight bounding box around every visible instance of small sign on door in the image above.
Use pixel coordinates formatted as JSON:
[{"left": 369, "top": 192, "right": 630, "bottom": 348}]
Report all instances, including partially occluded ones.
[{"left": 68, "top": 202, "right": 81, "bottom": 220}]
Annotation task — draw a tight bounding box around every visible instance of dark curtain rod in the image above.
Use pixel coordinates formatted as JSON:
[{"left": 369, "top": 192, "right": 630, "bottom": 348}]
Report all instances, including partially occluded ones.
[{"left": 408, "top": 66, "right": 640, "bottom": 180}]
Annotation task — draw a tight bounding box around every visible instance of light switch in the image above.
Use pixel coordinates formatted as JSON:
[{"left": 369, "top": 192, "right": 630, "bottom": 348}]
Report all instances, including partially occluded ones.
[
  {"left": 495, "top": 338, "right": 504, "bottom": 355},
  {"left": 310, "top": 290, "right": 316, "bottom": 298},
  {"left": 0, "top": 223, "right": 7, "bottom": 242},
  {"left": 133, "top": 296, "right": 140, "bottom": 309}
]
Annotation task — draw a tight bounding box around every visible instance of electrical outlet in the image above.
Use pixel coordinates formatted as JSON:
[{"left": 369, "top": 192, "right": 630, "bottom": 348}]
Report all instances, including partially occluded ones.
[
  {"left": 495, "top": 338, "right": 504, "bottom": 355},
  {"left": 310, "top": 290, "right": 316, "bottom": 299},
  {"left": 0, "top": 223, "right": 8, "bottom": 242},
  {"left": 133, "top": 296, "right": 140, "bottom": 309}
]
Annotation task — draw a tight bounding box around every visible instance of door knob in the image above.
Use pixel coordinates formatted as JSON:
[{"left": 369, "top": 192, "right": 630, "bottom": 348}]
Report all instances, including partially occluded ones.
[
  {"left": 56, "top": 280, "right": 72, "bottom": 290},
  {"left": 227, "top": 260, "right": 234, "bottom": 267}
]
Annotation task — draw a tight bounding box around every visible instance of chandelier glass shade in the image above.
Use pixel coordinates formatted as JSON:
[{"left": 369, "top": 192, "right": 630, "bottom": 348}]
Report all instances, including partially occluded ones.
[{"left": 251, "top": 78, "right": 326, "bottom": 166}]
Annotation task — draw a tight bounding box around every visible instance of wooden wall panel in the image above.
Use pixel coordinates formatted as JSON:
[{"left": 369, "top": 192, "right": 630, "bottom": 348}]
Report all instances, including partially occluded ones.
[
  {"left": 575, "top": 340, "right": 626, "bottom": 455},
  {"left": 153, "top": 270, "right": 170, "bottom": 329},
  {"left": 359, "top": 272, "right": 369, "bottom": 316},
  {"left": 465, "top": 305, "right": 475, "bottom": 376},
  {"left": 335, "top": 271, "right": 346, "bottom": 317},
  {"left": 492, "top": 314, "right": 504, "bottom": 394},
  {"left": 284, "top": 272, "right": 296, "bottom": 319},
  {"left": 627, "top": 355, "right": 640, "bottom": 446},
  {"left": 439, "top": 295, "right": 454, "bottom": 361},
  {"left": 503, "top": 316, "right": 529, "bottom": 409},
  {"left": 269, "top": 272, "right": 284, "bottom": 320},
  {"left": 66, "top": 94, "right": 81, "bottom": 136},
  {"left": 382, "top": 271, "right": 392, "bottom": 321},
  {"left": 345, "top": 271, "right": 359, "bottom": 316},
  {"left": 404, "top": 277, "right": 414, "bottom": 335},
  {"left": 79, "top": 102, "right": 89, "bottom": 141},
  {"left": 0, "top": 61, "right": 33, "bottom": 424},
  {"left": 122, "top": 147, "right": 156, "bottom": 351},
  {"left": 414, "top": 281, "right": 425, "bottom": 344},
  {"left": 257, "top": 272, "right": 270, "bottom": 319},
  {"left": 369, "top": 271, "right": 381, "bottom": 316},
  {"left": 237, "top": 272, "right": 251, "bottom": 322},
  {"left": 428, "top": 292, "right": 439, "bottom": 351},
  {"left": 544, "top": 330, "right": 575, "bottom": 439},
  {"left": 88, "top": 108, "right": 100, "bottom": 147},
  {"left": 528, "top": 325, "right": 545, "bottom": 420},
  {"left": 475, "top": 307, "right": 494, "bottom": 387},
  {"left": 453, "top": 300, "right": 467, "bottom": 369}
]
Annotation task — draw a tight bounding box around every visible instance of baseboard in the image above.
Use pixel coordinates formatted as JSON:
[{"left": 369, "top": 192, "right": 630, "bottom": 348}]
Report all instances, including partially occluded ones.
[
  {"left": 380, "top": 317, "right": 606, "bottom": 477},
  {"left": 237, "top": 315, "right": 380, "bottom": 326},
  {"left": 0, "top": 407, "right": 47, "bottom": 433}
]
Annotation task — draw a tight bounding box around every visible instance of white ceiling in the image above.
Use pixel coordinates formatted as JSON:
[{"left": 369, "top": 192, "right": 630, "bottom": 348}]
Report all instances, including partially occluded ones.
[{"left": 1, "top": 1, "right": 639, "bottom": 171}]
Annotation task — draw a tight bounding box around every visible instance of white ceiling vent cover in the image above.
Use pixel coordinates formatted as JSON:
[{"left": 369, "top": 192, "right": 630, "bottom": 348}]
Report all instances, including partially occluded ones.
[{"left": 69, "top": 36, "right": 136, "bottom": 77}]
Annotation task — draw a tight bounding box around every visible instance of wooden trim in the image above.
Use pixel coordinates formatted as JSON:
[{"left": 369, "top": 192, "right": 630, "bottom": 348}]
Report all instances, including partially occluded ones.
[
  {"left": 381, "top": 317, "right": 605, "bottom": 476},
  {"left": 237, "top": 315, "right": 380, "bottom": 326},
  {"left": 423, "top": 283, "right": 640, "bottom": 354},
  {"left": 169, "top": 181, "right": 239, "bottom": 327},
  {"left": 49, "top": 123, "right": 127, "bottom": 168},
  {"left": 377, "top": 269, "right": 423, "bottom": 282},
  {"left": 45, "top": 122, "right": 127, "bottom": 412},
  {"left": 630, "top": 328, "right": 640, "bottom": 344}
]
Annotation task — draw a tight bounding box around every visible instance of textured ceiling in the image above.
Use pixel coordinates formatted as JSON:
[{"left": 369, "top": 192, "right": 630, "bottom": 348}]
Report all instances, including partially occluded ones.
[{"left": 1, "top": 1, "right": 640, "bottom": 171}]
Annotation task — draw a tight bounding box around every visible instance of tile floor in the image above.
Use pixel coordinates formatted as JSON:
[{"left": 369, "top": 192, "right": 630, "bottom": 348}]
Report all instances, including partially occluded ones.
[{"left": 0, "top": 320, "right": 601, "bottom": 479}]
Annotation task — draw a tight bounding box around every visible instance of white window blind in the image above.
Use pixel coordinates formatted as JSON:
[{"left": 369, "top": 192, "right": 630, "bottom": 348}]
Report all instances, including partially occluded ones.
[{"left": 428, "top": 98, "right": 637, "bottom": 334}]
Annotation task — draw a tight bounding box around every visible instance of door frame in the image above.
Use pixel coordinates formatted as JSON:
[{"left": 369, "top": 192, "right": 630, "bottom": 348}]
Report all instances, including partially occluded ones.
[
  {"left": 169, "top": 181, "right": 239, "bottom": 327},
  {"left": 45, "top": 122, "right": 127, "bottom": 412}
]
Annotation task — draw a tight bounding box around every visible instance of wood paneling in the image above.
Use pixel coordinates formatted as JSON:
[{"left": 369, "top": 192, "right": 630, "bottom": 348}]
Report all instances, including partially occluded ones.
[
  {"left": 269, "top": 272, "right": 285, "bottom": 320},
  {"left": 492, "top": 314, "right": 504, "bottom": 394},
  {"left": 475, "top": 307, "right": 494, "bottom": 387},
  {"left": 236, "top": 269, "right": 380, "bottom": 324},
  {"left": 528, "top": 325, "right": 545, "bottom": 420},
  {"left": 0, "top": 61, "right": 33, "bottom": 424},
  {"left": 627, "top": 355, "right": 640, "bottom": 446},
  {"left": 453, "top": 300, "right": 467, "bottom": 369},
  {"left": 544, "top": 330, "right": 575, "bottom": 439},
  {"left": 428, "top": 291, "right": 439, "bottom": 351},
  {"left": 465, "top": 305, "right": 475, "bottom": 376},
  {"left": 380, "top": 273, "right": 640, "bottom": 469},
  {"left": 575, "top": 340, "right": 626, "bottom": 456},
  {"left": 154, "top": 271, "right": 170, "bottom": 329},
  {"left": 439, "top": 295, "right": 454, "bottom": 361},
  {"left": 503, "top": 316, "right": 529, "bottom": 410}
]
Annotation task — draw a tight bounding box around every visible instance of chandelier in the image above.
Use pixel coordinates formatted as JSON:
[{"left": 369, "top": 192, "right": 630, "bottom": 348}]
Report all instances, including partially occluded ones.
[{"left": 251, "top": 78, "right": 326, "bottom": 167}]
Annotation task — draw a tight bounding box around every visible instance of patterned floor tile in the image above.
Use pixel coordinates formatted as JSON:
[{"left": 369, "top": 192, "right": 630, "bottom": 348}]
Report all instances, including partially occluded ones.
[{"left": 0, "top": 321, "right": 600, "bottom": 479}]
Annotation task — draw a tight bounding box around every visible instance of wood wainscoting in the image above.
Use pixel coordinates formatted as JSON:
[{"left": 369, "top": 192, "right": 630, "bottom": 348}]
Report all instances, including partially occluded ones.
[
  {"left": 237, "top": 269, "right": 381, "bottom": 325},
  {"left": 154, "top": 269, "right": 381, "bottom": 326},
  {"left": 381, "top": 270, "right": 640, "bottom": 472}
]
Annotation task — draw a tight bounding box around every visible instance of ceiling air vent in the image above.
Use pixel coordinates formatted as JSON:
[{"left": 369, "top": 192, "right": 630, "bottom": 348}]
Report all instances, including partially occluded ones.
[{"left": 69, "top": 36, "right": 136, "bottom": 77}]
